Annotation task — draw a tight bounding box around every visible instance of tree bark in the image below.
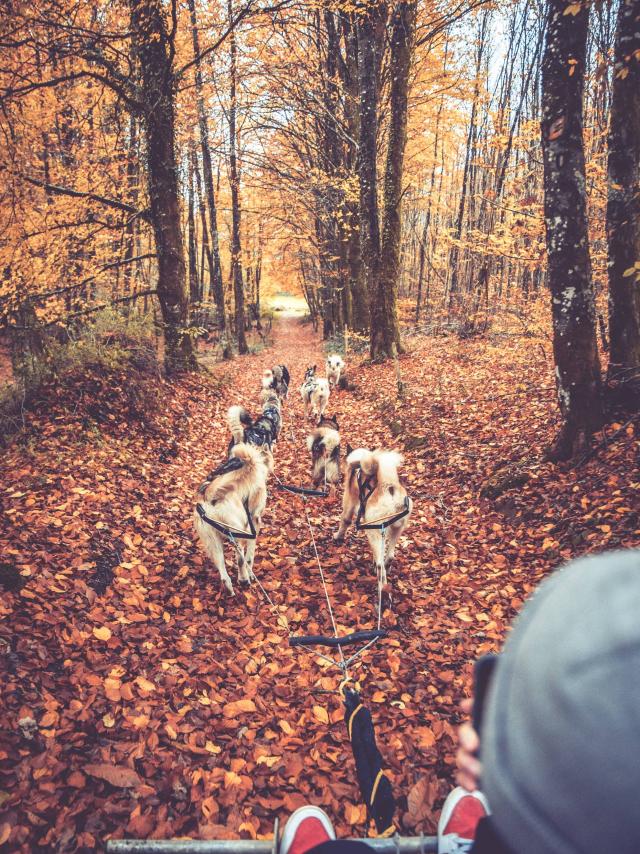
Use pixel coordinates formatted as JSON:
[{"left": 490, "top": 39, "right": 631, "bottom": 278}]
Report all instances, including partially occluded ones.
[
  {"left": 371, "top": 0, "right": 416, "bottom": 359},
  {"left": 342, "top": 13, "right": 369, "bottom": 333},
  {"left": 130, "top": 0, "right": 195, "bottom": 373},
  {"left": 541, "top": 0, "right": 602, "bottom": 460},
  {"left": 228, "top": 0, "right": 248, "bottom": 354},
  {"left": 448, "top": 11, "right": 487, "bottom": 315},
  {"left": 188, "top": 143, "right": 200, "bottom": 305},
  {"left": 187, "top": 0, "right": 227, "bottom": 342},
  {"left": 356, "top": 1, "right": 383, "bottom": 355},
  {"left": 122, "top": 115, "right": 139, "bottom": 304},
  {"left": 607, "top": 0, "right": 640, "bottom": 405}
]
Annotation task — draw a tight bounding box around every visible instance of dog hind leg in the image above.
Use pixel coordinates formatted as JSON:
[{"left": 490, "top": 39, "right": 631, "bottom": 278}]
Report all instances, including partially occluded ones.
[
  {"left": 368, "top": 529, "right": 387, "bottom": 586},
  {"left": 334, "top": 494, "right": 355, "bottom": 541},
  {"left": 241, "top": 516, "right": 261, "bottom": 583},
  {"left": 196, "top": 520, "right": 234, "bottom": 594},
  {"left": 384, "top": 523, "right": 403, "bottom": 567}
]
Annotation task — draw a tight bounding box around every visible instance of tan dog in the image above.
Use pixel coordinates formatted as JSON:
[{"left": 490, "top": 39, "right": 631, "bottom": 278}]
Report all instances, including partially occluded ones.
[
  {"left": 334, "top": 448, "right": 412, "bottom": 585},
  {"left": 326, "top": 354, "right": 345, "bottom": 388},
  {"left": 306, "top": 415, "right": 341, "bottom": 487},
  {"left": 194, "top": 443, "right": 273, "bottom": 594}
]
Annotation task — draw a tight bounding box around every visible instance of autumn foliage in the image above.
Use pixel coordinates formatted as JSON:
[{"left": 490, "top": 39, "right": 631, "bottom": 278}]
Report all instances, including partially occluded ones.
[{"left": 1, "top": 318, "right": 639, "bottom": 849}]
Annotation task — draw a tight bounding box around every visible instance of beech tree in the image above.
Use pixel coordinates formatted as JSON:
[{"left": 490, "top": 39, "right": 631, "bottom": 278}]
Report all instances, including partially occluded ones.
[
  {"left": 130, "top": 0, "right": 196, "bottom": 373},
  {"left": 540, "top": 0, "right": 602, "bottom": 460},
  {"left": 373, "top": 0, "right": 417, "bottom": 360},
  {"left": 607, "top": 0, "right": 640, "bottom": 405}
]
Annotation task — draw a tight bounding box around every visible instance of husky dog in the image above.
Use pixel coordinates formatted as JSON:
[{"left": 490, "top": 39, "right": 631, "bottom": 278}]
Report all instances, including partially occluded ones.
[
  {"left": 194, "top": 443, "right": 273, "bottom": 594},
  {"left": 306, "top": 415, "right": 341, "bottom": 487},
  {"left": 334, "top": 448, "right": 412, "bottom": 586},
  {"left": 262, "top": 365, "right": 290, "bottom": 401},
  {"left": 300, "top": 365, "right": 330, "bottom": 421},
  {"left": 228, "top": 392, "right": 281, "bottom": 451},
  {"left": 326, "top": 354, "right": 345, "bottom": 388}
]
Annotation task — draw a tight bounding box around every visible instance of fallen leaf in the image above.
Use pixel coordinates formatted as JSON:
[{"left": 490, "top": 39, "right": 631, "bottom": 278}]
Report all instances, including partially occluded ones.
[
  {"left": 84, "top": 763, "right": 141, "bottom": 788},
  {"left": 312, "top": 705, "right": 329, "bottom": 724},
  {"left": 93, "top": 626, "right": 112, "bottom": 641},
  {"left": 222, "top": 698, "right": 257, "bottom": 717}
]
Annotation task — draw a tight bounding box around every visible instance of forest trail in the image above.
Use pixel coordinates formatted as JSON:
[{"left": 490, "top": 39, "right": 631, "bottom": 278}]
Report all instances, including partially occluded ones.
[{"left": 1, "top": 319, "right": 638, "bottom": 850}]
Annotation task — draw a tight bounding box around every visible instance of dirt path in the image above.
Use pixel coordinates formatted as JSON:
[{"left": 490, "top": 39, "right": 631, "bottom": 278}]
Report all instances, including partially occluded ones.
[{"left": 2, "top": 316, "right": 638, "bottom": 850}]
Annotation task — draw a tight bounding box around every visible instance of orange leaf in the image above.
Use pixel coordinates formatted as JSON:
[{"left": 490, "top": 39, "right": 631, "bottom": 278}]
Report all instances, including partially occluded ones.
[
  {"left": 222, "top": 699, "right": 257, "bottom": 717},
  {"left": 84, "top": 763, "right": 141, "bottom": 788},
  {"left": 407, "top": 776, "right": 436, "bottom": 823},
  {"left": 68, "top": 771, "right": 86, "bottom": 788},
  {"left": 344, "top": 802, "right": 367, "bottom": 824},
  {"left": 93, "top": 626, "right": 112, "bottom": 641},
  {"left": 312, "top": 705, "right": 329, "bottom": 724},
  {"left": 414, "top": 726, "right": 436, "bottom": 749}
]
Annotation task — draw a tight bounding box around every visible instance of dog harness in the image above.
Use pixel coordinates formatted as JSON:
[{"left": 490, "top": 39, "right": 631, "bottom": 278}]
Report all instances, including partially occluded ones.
[
  {"left": 355, "top": 467, "right": 411, "bottom": 530},
  {"left": 195, "top": 498, "right": 256, "bottom": 540}
]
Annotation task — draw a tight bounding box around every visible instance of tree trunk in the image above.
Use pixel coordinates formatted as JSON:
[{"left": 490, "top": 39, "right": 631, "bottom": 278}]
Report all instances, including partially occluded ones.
[
  {"left": 607, "top": 0, "right": 640, "bottom": 405},
  {"left": 372, "top": 0, "right": 416, "bottom": 360},
  {"left": 122, "top": 115, "right": 139, "bottom": 304},
  {"left": 342, "top": 13, "right": 369, "bottom": 333},
  {"left": 448, "top": 12, "right": 487, "bottom": 315},
  {"left": 356, "top": 2, "right": 383, "bottom": 355},
  {"left": 541, "top": 0, "right": 602, "bottom": 460},
  {"left": 130, "top": 0, "right": 195, "bottom": 373},
  {"left": 228, "top": 0, "right": 248, "bottom": 354},
  {"left": 187, "top": 0, "right": 227, "bottom": 344},
  {"left": 188, "top": 143, "right": 200, "bottom": 305}
]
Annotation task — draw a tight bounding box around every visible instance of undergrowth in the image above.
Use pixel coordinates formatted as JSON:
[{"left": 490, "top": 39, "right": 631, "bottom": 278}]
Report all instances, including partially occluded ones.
[{"left": 1, "top": 309, "right": 162, "bottom": 444}]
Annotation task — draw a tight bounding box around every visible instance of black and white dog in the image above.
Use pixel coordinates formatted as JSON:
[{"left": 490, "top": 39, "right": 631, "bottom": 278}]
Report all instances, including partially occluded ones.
[
  {"left": 228, "top": 392, "right": 282, "bottom": 451},
  {"left": 262, "top": 365, "right": 290, "bottom": 401}
]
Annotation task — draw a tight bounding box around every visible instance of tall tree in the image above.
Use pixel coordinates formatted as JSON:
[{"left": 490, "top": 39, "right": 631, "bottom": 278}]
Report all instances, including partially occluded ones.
[
  {"left": 130, "top": 0, "right": 196, "bottom": 372},
  {"left": 540, "top": 0, "right": 602, "bottom": 460},
  {"left": 187, "top": 0, "right": 228, "bottom": 342},
  {"left": 228, "top": 0, "right": 248, "bottom": 354},
  {"left": 372, "top": 0, "right": 417, "bottom": 359},
  {"left": 607, "top": 0, "right": 640, "bottom": 405},
  {"left": 356, "top": 0, "right": 384, "bottom": 356}
]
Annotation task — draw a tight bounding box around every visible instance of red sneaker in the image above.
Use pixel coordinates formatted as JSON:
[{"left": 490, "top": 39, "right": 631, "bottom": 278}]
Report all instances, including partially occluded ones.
[
  {"left": 280, "top": 805, "right": 336, "bottom": 854},
  {"left": 438, "top": 787, "right": 490, "bottom": 854}
]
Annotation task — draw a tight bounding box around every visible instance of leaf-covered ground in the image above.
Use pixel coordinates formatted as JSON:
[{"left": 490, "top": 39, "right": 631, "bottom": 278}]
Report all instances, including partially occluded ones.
[{"left": 1, "top": 319, "right": 639, "bottom": 851}]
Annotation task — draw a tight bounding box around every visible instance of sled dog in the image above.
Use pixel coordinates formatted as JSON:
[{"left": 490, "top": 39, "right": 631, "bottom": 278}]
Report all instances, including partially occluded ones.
[
  {"left": 334, "top": 447, "right": 412, "bottom": 585},
  {"left": 227, "top": 392, "right": 281, "bottom": 451},
  {"left": 194, "top": 443, "right": 273, "bottom": 594},
  {"left": 326, "top": 354, "right": 345, "bottom": 388},
  {"left": 300, "top": 365, "right": 330, "bottom": 421},
  {"left": 307, "top": 415, "right": 341, "bottom": 487}
]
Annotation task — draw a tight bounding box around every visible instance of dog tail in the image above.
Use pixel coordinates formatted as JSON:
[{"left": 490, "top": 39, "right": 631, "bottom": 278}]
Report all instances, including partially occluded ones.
[
  {"left": 371, "top": 450, "right": 404, "bottom": 487},
  {"left": 348, "top": 448, "right": 403, "bottom": 482},
  {"left": 227, "top": 405, "right": 251, "bottom": 444},
  {"left": 316, "top": 378, "right": 330, "bottom": 400},
  {"left": 345, "top": 447, "right": 370, "bottom": 482},
  {"left": 230, "top": 442, "right": 262, "bottom": 467}
]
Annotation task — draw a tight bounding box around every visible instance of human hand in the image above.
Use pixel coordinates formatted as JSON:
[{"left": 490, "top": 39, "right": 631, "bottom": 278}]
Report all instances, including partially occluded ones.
[{"left": 456, "top": 697, "right": 482, "bottom": 791}]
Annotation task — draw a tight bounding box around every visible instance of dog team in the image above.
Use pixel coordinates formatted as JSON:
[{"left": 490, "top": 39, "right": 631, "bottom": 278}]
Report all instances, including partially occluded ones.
[{"left": 194, "top": 353, "right": 412, "bottom": 594}]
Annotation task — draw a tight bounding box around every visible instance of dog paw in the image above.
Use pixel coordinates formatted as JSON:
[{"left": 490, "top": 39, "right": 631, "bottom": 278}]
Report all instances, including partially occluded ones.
[
  {"left": 333, "top": 532, "right": 344, "bottom": 542},
  {"left": 223, "top": 579, "right": 235, "bottom": 595}
]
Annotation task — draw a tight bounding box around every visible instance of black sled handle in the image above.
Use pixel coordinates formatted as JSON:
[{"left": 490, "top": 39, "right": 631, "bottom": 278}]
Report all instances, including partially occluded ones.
[
  {"left": 276, "top": 483, "right": 329, "bottom": 497},
  {"left": 289, "top": 630, "right": 388, "bottom": 649}
]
